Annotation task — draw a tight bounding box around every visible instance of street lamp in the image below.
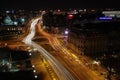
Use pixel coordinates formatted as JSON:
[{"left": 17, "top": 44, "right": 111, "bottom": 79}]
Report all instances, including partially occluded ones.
[
  {"left": 34, "top": 75, "right": 38, "bottom": 78},
  {"left": 33, "top": 70, "right": 36, "bottom": 73},
  {"left": 29, "top": 53, "right": 32, "bottom": 56},
  {"left": 64, "top": 28, "right": 69, "bottom": 35},
  {"left": 65, "top": 30, "right": 69, "bottom": 35},
  {"left": 32, "top": 65, "right": 35, "bottom": 68},
  {"left": 64, "top": 29, "right": 69, "bottom": 47}
]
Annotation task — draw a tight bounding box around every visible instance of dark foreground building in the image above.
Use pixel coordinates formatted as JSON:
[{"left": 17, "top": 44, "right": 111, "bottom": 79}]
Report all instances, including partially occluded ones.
[
  {"left": 0, "top": 47, "right": 38, "bottom": 80},
  {"left": 68, "top": 21, "right": 120, "bottom": 56}
]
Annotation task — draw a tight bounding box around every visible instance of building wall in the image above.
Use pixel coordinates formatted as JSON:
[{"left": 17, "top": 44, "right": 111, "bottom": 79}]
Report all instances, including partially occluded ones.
[
  {"left": 68, "top": 31, "right": 108, "bottom": 55},
  {"left": 0, "top": 25, "right": 25, "bottom": 36}
]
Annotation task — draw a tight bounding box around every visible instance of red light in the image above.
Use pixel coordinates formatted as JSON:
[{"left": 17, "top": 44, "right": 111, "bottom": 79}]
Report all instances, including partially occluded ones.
[{"left": 68, "top": 14, "right": 74, "bottom": 19}]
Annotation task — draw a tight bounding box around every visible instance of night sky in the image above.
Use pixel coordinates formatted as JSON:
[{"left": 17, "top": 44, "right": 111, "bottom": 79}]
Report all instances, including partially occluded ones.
[{"left": 0, "top": 0, "right": 120, "bottom": 10}]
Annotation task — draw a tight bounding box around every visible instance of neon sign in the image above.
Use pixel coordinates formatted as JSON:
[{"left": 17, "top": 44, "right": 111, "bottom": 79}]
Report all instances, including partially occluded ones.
[{"left": 99, "top": 17, "right": 112, "bottom": 20}]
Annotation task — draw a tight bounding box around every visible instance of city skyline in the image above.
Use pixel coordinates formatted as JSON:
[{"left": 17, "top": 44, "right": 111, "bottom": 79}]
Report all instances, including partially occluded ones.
[
  {"left": 0, "top": 0, "right": 120, "bottom": 10},
  {"left": 0, "top": 6, "right": 120, "bottom": 80}
]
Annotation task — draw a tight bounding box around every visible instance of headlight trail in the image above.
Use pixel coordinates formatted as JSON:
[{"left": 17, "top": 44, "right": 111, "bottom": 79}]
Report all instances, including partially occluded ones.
[{"left": 23, "top": 15, "right": 76, "bottom": 80}]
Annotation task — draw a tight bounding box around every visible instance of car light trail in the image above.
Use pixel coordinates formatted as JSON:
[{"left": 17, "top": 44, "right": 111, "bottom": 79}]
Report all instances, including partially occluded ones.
[{"left": 23, "top": 15, "right": 76, "bottom": 80}]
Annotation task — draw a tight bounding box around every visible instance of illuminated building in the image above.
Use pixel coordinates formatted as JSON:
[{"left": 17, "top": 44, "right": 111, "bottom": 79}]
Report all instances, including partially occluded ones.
[
  {"left": 0, "top": 25, "right": 25, "bottom": 39},
  {"left": 103, "top": 11, "right": 120, "bottom": 18},
  {"left": 4, "top": 15, "right": 13, "bottom": 25}
]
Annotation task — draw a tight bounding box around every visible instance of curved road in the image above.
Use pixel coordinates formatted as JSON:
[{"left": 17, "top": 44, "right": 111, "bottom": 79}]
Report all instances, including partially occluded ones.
[
  {"left": 23, "top": 15, "right": 76, "bottom": 80},
  {"left": 36, "top": 16, "right": 105, "bottom": 80}
]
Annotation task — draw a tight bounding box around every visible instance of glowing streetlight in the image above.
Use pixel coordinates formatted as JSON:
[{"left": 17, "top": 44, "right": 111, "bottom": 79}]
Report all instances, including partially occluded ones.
[
  {"left": 13, "top": 21, "right": 18, "bottom": 26},
  {"left": 32, "top": 65, "right": 35, "bottom": 68},
  {"left": 29, "top": 53, "right": 32, "bottom": 56},
  {"left": 65, "top": 30, "right": 69, "bottom": 34},
  {"left": 33, "top": 70, "right": 36, "bottom": 73},
  {"left": 34, "top": 75, "right": 38, "bottom": 78}
]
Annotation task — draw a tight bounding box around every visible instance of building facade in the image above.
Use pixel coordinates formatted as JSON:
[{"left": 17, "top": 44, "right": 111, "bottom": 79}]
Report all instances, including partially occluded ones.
[{"left": 68, "top": 22, "right": 120, "bottom": 56}]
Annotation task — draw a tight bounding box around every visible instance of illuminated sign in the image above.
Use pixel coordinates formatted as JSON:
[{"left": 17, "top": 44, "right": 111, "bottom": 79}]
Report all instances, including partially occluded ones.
[{"left": 98, "top": 17, "right": 112, "bottom": 20}]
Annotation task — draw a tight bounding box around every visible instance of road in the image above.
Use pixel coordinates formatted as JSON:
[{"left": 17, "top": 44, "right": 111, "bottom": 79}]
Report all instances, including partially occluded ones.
[
  {"left": 36, "top": 16, "right": 105, "bottom": 80},
  {"left": 23, "top": 12, "right": 106, "bottom": 80},
  {"left": 23, "top": 15, "right": 76, "bottom": 80}
]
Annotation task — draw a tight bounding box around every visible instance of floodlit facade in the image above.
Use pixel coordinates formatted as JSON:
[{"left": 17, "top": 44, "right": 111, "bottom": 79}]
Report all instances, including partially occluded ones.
[{"left": 103, "top": 11, "right": 120, "bottom": 18}]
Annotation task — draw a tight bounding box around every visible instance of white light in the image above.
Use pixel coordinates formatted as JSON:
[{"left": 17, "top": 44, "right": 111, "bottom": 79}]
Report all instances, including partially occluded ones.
[
  {"left": 7, "top": 28, "right": 10, "bottom": 31},
  {"left": 6, "top": 10, "right": 10, "bottom": 13},
  {"left": 65, "top": 31, "right": 68, "bottom": 34},
  {"left": 32, "top": 65, "right": 35, "bottom": 68},
  {"left": 34, "top": 75, "right": 38, "bottom": 78},
  {"left": 93, "top": 61, "right": 100, "bottom": 65},
  {"left": 28, "top": 49, "right": 32, "bottom": 52},
  {"left": 14, "top": 21, "right": 18, "bottom": 26},
  {"left": 21, "top": 18, "right": 25, "bottom": 22},
  {"left": 33, "top": 70, "right": 36, "bottom": 72},
  {"left": 33, "top": 48, "right": 37, "bottom": 51},
  {"left": 29, "top": 53, "right": 32, "bottom": 56}
]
